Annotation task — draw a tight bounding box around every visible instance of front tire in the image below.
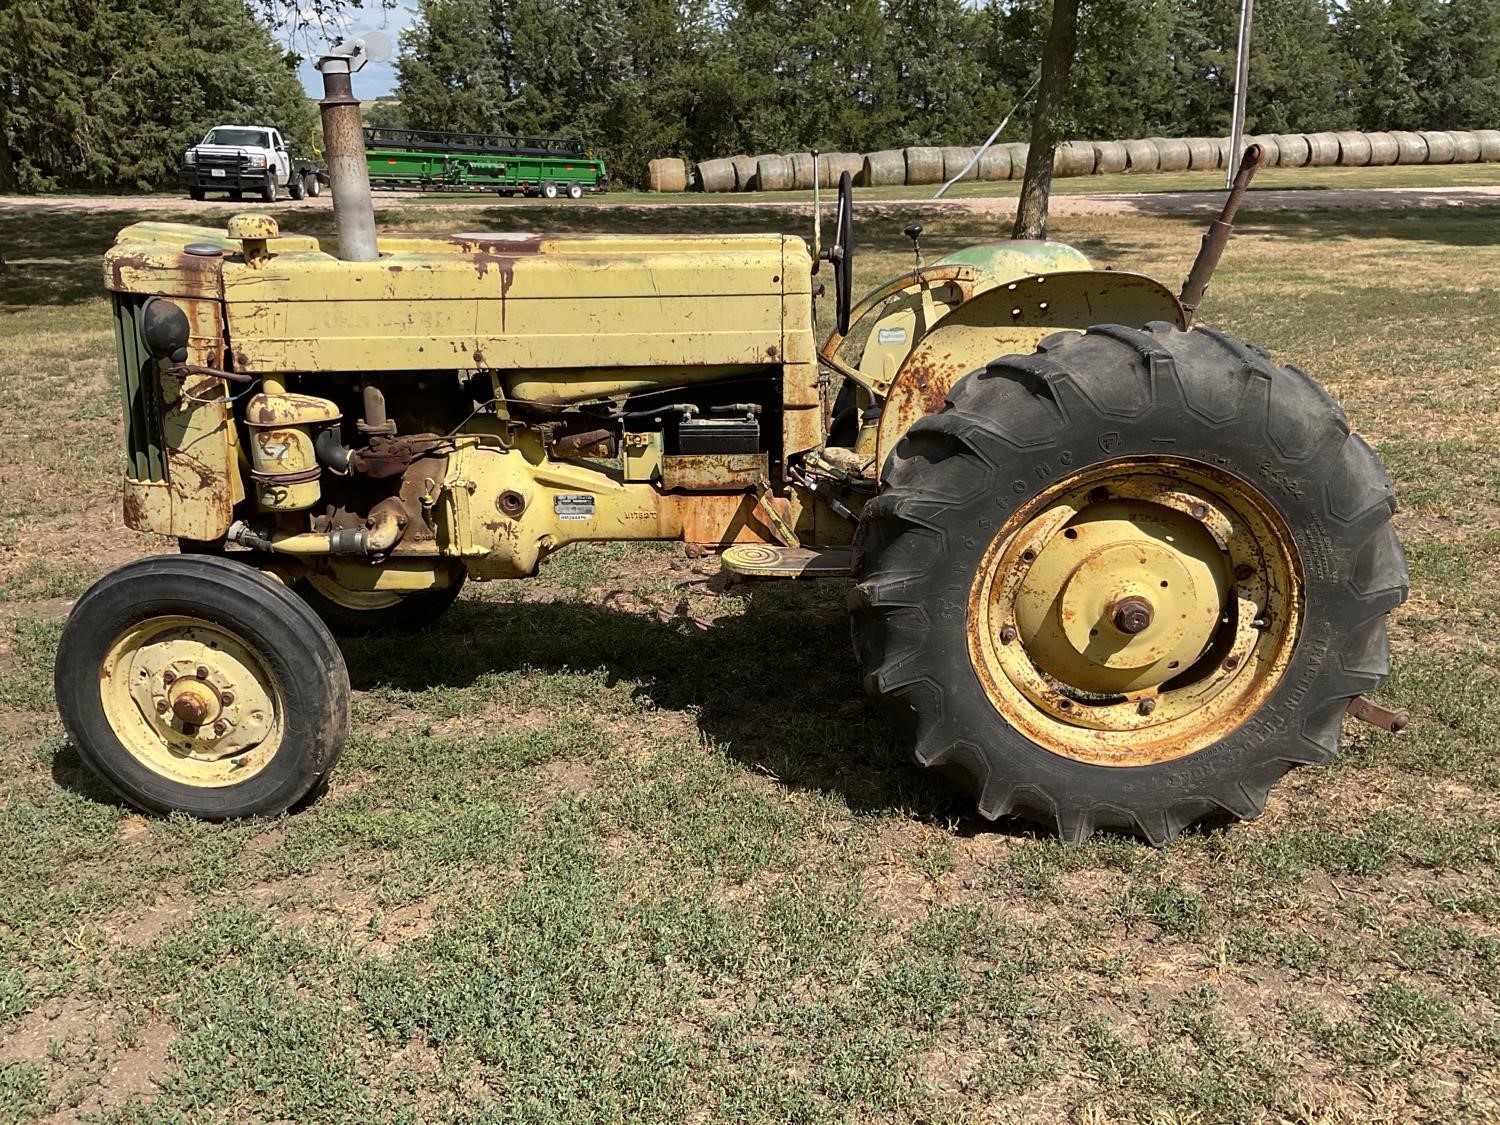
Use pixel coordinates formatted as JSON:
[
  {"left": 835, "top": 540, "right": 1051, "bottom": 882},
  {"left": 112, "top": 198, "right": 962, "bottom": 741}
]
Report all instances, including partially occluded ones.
[
  {"left": 541, "top": 181, "right": 559, "bottom": 200},
  {"left": 55, "top": 555, "right": 350, "bottom": 820},
  {"left": 851, "top": 323, "right": 1407, "bottom": 844},
  {"left": 261, "top": 172, "right": 277, "bottom": 203},
  {"left": 566, "top": 182, "right": 584, "bottom": 200},
  {"left": 188, "top": 186, "right": 205, "bottom": 201}
]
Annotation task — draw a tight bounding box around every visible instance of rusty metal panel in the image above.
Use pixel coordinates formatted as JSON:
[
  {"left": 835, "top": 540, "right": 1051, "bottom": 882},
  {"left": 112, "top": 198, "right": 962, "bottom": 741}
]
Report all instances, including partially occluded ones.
[{"left": 662, "top": 453, "right": 767, "bottom": 491}]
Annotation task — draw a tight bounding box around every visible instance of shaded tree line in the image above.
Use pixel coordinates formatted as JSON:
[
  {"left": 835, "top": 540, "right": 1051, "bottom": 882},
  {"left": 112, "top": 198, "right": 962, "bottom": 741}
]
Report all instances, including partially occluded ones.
[
  {"left": 0, "top": 0, "right": 316, "bottom": 192},
  {"left": 395, "top": 0, "right": 1500, "bottom": 185},
  {"left": 1, "top": 0, "right": 1496, "bottom": 192}
]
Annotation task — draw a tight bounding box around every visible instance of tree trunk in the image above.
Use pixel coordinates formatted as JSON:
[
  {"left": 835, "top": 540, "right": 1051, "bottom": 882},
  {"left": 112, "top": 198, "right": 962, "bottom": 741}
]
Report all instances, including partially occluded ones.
[
  {"left": 0, "top": 99, "right": 16, "bottom": 193},
  {"left": 1012, "top": 0, "right": 1080, "bottom": 240}
]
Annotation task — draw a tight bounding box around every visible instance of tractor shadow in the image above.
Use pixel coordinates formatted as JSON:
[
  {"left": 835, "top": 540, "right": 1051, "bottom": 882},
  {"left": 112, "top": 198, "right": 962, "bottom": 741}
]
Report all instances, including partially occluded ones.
[{"left": 338, "top": 578, "right": 1044, "bottom": 836}]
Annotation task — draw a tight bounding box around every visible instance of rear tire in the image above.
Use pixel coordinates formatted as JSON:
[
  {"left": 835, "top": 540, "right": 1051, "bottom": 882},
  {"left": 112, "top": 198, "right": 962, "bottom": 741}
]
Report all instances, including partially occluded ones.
[
  {"left": 305, "top": 174, "right": 322, "bottom": 198},
  {"left": 289, "top": 174, "right": 305, "bottom": 200},
  {"left": 54, "top": 554, "right": 350, "bottom": 820},
  {"left": 850, "top": 323, "right": 1407, "bottom": 844},
  {"left": 566, "top": 182, "right": 584, "bottom": 200},
  {"left": 541, "top": 181, "right": 559, "bottom": 200}
]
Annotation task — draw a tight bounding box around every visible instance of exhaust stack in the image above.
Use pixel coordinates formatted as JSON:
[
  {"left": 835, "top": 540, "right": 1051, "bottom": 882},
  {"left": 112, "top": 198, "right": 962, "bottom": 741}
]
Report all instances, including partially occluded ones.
[{"left": 316, "top": 33, "right": 389, "bottom": 263}]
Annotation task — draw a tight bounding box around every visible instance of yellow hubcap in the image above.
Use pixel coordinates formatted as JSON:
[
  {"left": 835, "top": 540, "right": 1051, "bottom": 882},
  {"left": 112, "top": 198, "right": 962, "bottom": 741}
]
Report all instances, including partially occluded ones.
[
  {"left": 101, "top": 616, "right": 283, "bottom": 786},
  {"left": 968, "top": 458, "right": 1303, "bottom": 766}
]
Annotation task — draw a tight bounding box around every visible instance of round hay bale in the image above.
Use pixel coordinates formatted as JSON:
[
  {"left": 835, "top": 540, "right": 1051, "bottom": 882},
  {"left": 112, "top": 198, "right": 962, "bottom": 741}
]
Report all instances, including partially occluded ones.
[
  {"left": 822, "top": 152, "right": 863, "bottom": 187},
  {"left": 861, "top": 149, "right": 906, "bottom": 187},
  {"left": 1212, "top": 136, "right": 1233, "bottom": 168},
  {"left": 1244, "top": 135, "right": 1281, "bottom": 167},
  {"left": 977, "top": 144, "right": 1012, "bottom": 181},
  {"left": 904, "top": 146, "right": 944, "bottom": 185},
  {"left": 788, "top": 153, "right": 817, "bottom": 190},
  {"left": 1473, "top": 129, "right": 1500, "bottom": 161},
  {"left": 696, "top": 157, "right": 737, "bottom": 193},
  {"left": 1304, "top": 132, "right": 1340, "bottom": 166},
  {"left": 1332, "top": 131, "right": 1372, "bottom": 166},
  {"left": 646, "top": 157, "right": 687, "bottom": 193},
  {"left": 731, "top": 154, "right": 760, "bottom": 191},
  {"left": 1273, "top": 134, "right": 1311, "bottom": 167},
  {"left": 1364, "top": 132, "right": 1399, "bottom": 165},
  {"left": 1184, "top": 137, "right": 1220, "bottom": 171},
  {"left": 1390, "top": 131, "right": 1428, "bottom": 163},
  {"left": 941, "top": 145, "right": 980, "bottom": 182},
  {"left": 1151, "top": 137, "right": 1191, "bottom": 172},
  {"left": 1092, "top": 140, "right": 1127, "bottom": 174},
  {"left": 1051, "top": 140, "right": 1096, "bottom": 177},
  {"left": 1419, "top": 130, "right": 1455, "bottom": 163},
  {"left": 1122, "top": 138, "right": 1159, "bottom": 173},
  {"left": 755, "top": 154, "right": 794, "bottom": 193},
  {"left": 1447, "top": 131, "right": 1481, "bottom": 163},
  {"left": 1001, "top": 142, "right": 1030, "bottom": 178}
]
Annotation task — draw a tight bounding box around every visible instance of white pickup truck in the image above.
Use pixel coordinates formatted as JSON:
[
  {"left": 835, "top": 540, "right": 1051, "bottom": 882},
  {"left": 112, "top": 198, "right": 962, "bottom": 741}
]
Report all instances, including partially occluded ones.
[{"left": 181, "top": 125, "right": 322, "bottom": 202}]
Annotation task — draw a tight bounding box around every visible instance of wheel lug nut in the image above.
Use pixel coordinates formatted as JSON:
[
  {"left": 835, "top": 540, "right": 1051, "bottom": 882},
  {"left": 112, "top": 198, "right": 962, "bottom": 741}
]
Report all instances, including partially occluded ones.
[
  {"left": 1000, "top": 625, "right": 1017, "bottom": 644},
  {"left": 1110, "top": 595, "right": 1154, "bottom": 635},
  {"left": 1234, "top": 563, "right": 1255, "bottom": 581},
  {"left": 1137, "top": 698, "right": 1157, "bottom": 716},
  {"left": 1189, "top": 503, "right": 1207, "bottom": 520},
  {"left": 1020, "top": 549, "right": 1036, "bottom": 564},
  {"left": 213, "top": 721, "right": 227, "bottom": 736},
  {"left": 155, "top": 699, "right": 169, "bottom": 713},
  {"left": 1223, "top": 655, "right": 1240, "bottom": 671},
  {"left": 1089, "top": 487, "right": 1109, "bottom": 504},
  {"left": 196, "top": 665, "right": 210, "bottom": 680},
  {"left": 219, "top": 691, "right": 234, "bottom": 705},
  {"left": 162, "top": 669, "right": 176, "bottom": 685}
]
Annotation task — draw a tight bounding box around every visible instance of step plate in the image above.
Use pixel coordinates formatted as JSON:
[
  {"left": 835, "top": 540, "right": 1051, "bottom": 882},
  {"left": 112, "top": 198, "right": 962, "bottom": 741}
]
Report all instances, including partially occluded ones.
[{"left": 720, "top": 544, "right": 853, "bottom": 579}]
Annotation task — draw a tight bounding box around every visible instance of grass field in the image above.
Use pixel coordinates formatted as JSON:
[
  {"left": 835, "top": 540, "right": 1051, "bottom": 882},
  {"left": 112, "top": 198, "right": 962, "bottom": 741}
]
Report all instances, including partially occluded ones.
[{"left": 1, "top": 193, "right": 1499, "bottom": 1122}]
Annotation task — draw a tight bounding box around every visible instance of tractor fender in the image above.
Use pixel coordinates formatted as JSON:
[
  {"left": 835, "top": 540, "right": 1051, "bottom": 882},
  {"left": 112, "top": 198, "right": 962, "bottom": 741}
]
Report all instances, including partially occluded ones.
[{"left": 874, "top": 270, "right": 1187, "bottom": 475}]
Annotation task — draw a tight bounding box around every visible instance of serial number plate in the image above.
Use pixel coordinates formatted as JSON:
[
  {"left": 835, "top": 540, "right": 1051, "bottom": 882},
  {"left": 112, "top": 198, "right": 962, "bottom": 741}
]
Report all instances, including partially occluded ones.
[{"left": 554, "top": 494, "right": 595, "bottom": 521}]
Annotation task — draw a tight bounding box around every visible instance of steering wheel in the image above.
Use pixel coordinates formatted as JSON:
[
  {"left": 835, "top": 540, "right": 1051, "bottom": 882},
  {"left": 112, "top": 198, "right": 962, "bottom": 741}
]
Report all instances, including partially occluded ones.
[{"left": 832, "top": 170, "right": 855, "bottom": 336}]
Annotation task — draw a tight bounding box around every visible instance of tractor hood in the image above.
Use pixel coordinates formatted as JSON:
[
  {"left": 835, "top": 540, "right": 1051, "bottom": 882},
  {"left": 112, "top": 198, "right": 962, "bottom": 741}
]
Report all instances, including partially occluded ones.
[{"left": 103, "top": 218, "right": 815, "bottom": 377}]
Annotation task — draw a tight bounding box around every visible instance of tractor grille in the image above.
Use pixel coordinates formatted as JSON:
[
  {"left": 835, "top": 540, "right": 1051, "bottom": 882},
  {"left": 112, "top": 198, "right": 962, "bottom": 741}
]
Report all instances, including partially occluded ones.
[{"left": 111, "top": 294, "right": 168, "bottom": 481}]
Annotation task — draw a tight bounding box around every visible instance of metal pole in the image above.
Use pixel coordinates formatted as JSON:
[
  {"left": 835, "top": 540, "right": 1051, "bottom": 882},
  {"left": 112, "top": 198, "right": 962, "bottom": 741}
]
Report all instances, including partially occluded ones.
[
  {"left": 317, "top": 59, "right": 379, "bottom": 263},
  {"left": 1227, "top": 0, "right": 1254, "bottom": 189}
]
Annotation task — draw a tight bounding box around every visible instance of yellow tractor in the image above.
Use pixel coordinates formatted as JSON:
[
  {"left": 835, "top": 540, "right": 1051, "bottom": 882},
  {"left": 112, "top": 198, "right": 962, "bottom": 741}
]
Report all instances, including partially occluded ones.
[{"left": 53, "top": 46, "right": 1408, "bottom": 843}]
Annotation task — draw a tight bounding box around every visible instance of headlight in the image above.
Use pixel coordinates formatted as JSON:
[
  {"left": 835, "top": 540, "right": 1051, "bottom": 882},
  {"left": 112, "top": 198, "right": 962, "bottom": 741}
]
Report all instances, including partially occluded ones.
[
  {"left": 185, "top": 150, "right": 196, "bottom": 164},
  {"left": 247, "top": 154, "right": 266, "bottom": 169}
]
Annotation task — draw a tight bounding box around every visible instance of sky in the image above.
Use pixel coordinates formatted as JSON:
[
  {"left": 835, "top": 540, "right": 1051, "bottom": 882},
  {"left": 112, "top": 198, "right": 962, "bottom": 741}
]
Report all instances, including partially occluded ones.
[{"left": 286, "top": 0, "right": 418, "bottom": 99}]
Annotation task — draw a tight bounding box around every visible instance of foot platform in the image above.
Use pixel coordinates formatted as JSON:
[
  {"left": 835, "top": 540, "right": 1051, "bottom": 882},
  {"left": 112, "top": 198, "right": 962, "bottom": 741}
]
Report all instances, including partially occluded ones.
[{"left": 720, "top": 544, "right": 853, "bottom": 580}]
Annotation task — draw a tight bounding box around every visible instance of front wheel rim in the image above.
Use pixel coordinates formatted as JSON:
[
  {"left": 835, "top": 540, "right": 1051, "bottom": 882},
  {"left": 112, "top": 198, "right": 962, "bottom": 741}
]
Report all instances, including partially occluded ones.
[
  {"left": 100, "top": 615, "right": 284, "bottom": 786},
  {"left": 967, "top": 456, "right": 1303, "bottom": 767},
  {"left": 304, "top": 574, "right": 405, "bottom": 612}
]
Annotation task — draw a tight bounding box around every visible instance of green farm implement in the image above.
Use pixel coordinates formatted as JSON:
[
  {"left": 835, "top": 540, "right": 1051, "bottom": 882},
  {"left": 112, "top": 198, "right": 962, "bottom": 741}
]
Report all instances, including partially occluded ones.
[{"left": 363, "top": 127, "right": 608, "bottom": 199}]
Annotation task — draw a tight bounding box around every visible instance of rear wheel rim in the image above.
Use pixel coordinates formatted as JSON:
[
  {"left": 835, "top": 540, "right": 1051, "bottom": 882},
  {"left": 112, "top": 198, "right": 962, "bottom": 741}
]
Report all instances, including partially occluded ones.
[
  {"left": 967, "top": 456, "right": 1303, "bottom": 766},
  {"left": 100, "top": 615, "right": 284, "bottom": 786}
]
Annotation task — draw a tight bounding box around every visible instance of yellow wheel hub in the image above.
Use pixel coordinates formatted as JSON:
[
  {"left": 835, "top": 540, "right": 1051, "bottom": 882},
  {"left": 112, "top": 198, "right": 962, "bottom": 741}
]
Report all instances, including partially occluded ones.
[
  {"left": 968, "top": 458, "right": 1303, "bottom": 767},
  {"left": 102, "top": 615, "right": 283, "bottom": 787}
]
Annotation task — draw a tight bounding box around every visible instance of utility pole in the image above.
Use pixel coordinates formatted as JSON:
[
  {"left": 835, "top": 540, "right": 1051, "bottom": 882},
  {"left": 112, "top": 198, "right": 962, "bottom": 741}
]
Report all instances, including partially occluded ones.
[{"left": 1227, "top": 0, "right": 1254, "bottom": 188}]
